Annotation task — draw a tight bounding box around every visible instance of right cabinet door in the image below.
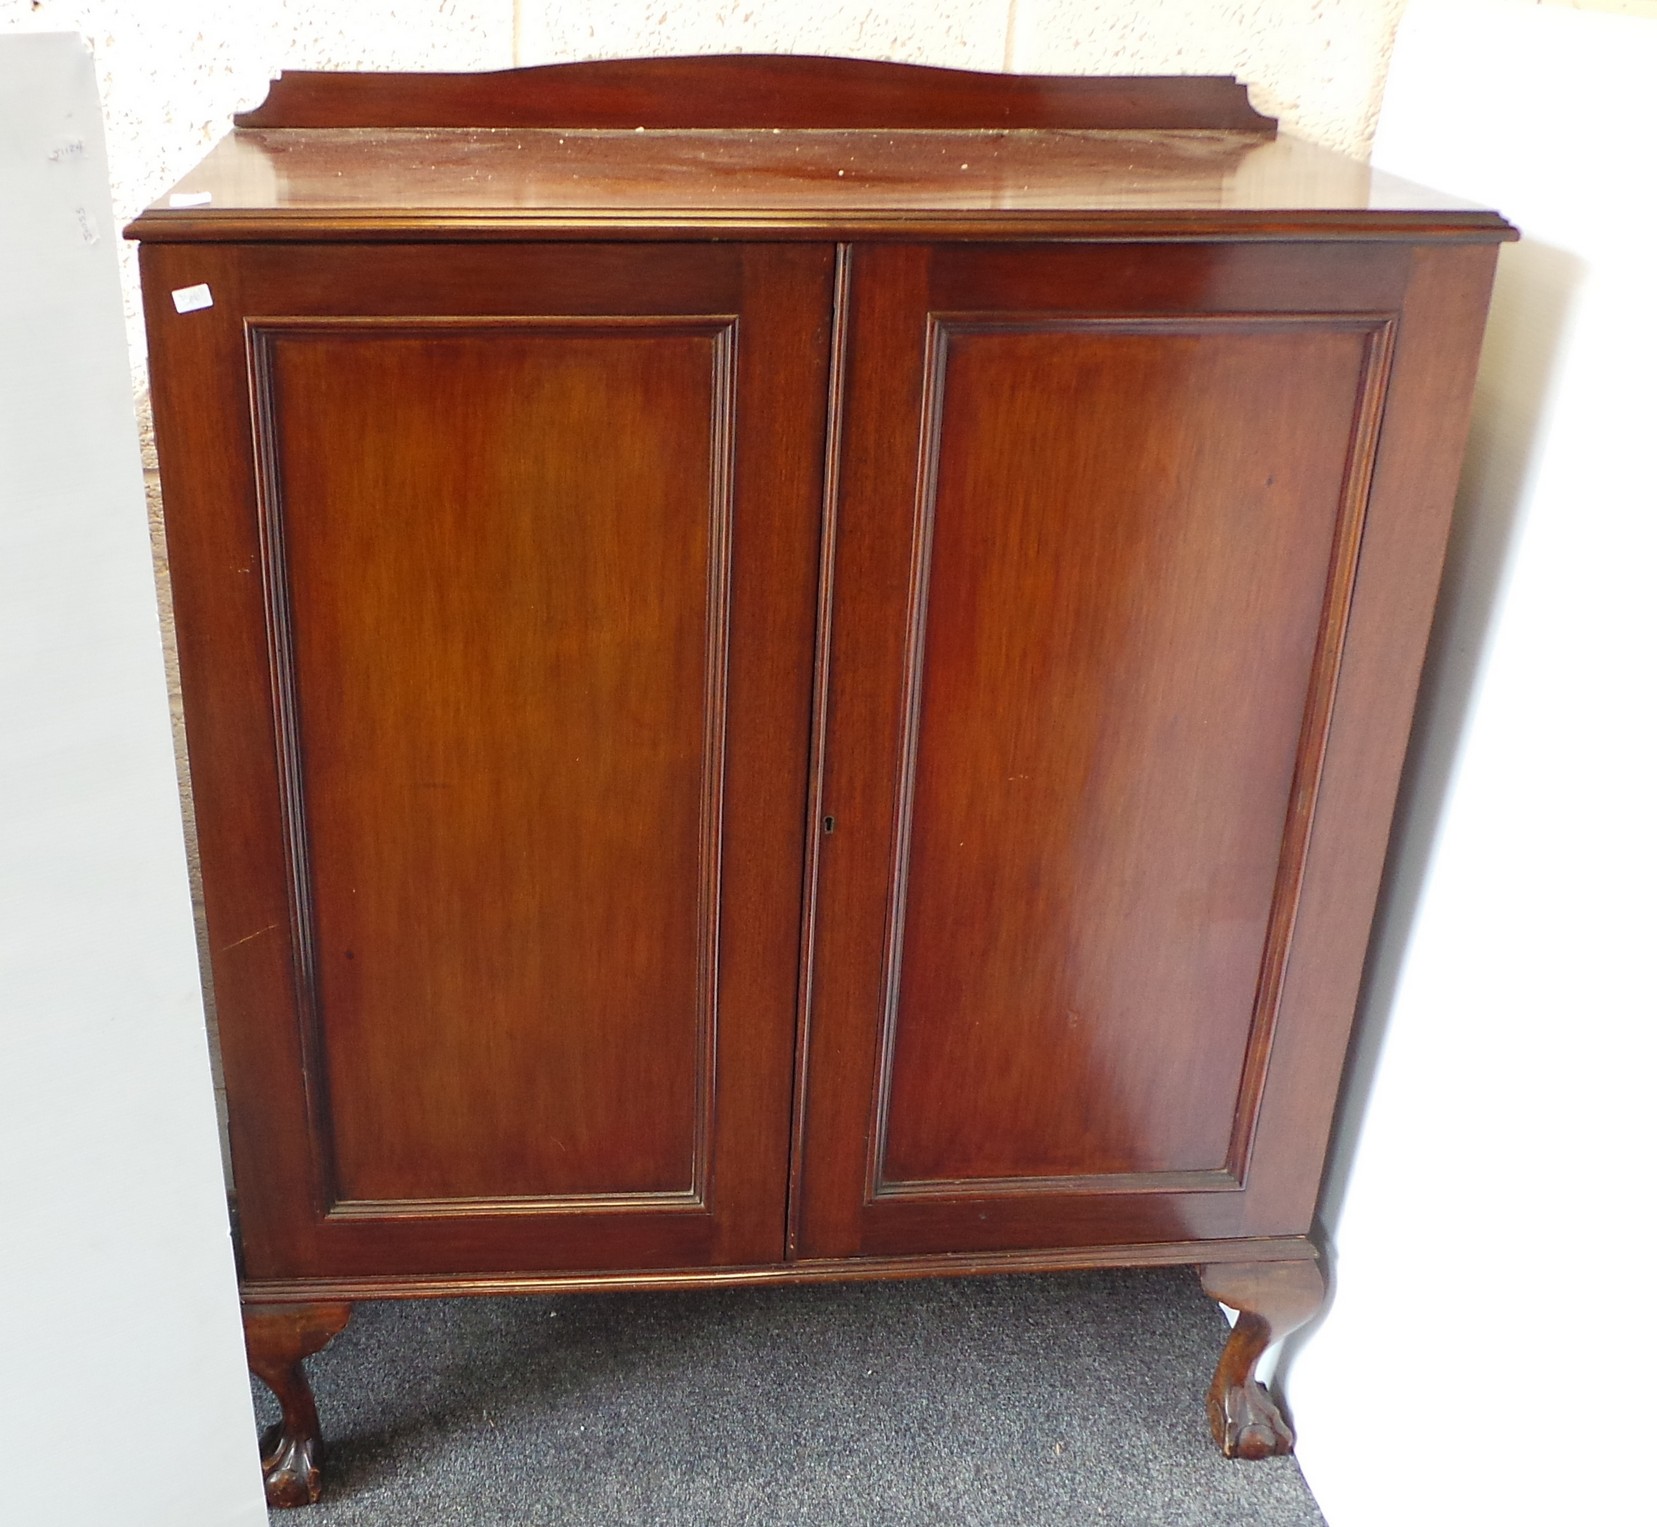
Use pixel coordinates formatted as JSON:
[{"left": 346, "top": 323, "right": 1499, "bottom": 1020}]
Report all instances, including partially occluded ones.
[{"left": 794, "top": 239, "right": 1474, "bottom": 1259}]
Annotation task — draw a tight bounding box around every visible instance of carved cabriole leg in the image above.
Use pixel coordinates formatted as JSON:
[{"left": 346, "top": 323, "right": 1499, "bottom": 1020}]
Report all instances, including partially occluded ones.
[
  {"left": 243, "top": 1301, "right": 353, "bottom": 1508},
  {"left": 1197, "top": 1257, "right": 1325, "bottom": 1460}
]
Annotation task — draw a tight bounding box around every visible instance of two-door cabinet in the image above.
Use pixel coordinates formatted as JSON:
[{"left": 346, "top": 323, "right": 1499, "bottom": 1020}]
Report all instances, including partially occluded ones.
[{"left": 129, "top": 56, "right": 1514, "bottom": 1507}]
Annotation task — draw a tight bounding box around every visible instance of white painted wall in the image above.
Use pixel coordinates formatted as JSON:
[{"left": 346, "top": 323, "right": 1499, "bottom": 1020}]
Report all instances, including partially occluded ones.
[
  {"left": 1282, "top": 2, "right": 1654, "bottom": 1521},
  {"left": 1009, "top": 0, "right": 1403, "bottom": 163},
  {"left": 0, "top": 33, "right": 266, "bottom": 1527}
]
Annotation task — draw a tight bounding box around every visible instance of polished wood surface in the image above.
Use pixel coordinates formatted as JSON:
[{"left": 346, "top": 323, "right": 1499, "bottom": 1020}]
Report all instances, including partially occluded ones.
[
  {"left": 1232, "top": 241, "right": 1504, "bottom": 1236},
  {"left": 260, "top": 319, "right": 729, "bottom": 1207},
  {"left": 234, "top": 55, "right": 1276, "bottom": 132},
  {"left": 132, "top": 58, "right": 1511, "bottom": 1477},
  {"left": 884, "top": 316, "right": 1381, "bottom": 1184},
  {"left": 129, "top": 124, "right": 1513, "bottom": 246},
  {"left": 243, "top": 1301, "right": 352, "bottom": 1507},
  {"left": 1198, "top": 1258, "right": 1325, "bottom": 1458},
  {"left": 791, "top": 239, "right": 1464, "bottom": 1260},
  {"left": 239, "top": 1234, "right": 1316, "bottom": 1304},
  {"left": 142, "top": 240, "right": 833, "bottom": 1278}
]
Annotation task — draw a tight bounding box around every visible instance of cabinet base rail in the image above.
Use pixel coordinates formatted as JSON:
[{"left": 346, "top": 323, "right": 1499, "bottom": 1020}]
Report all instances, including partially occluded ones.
[{"left": 243, "top": 1236, "right": 1321, "bottom": 1507}]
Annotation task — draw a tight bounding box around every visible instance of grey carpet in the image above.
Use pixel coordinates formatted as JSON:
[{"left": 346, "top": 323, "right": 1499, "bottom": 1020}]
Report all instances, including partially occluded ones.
[{"left": 256, "top": 1267, "right": 1326, "bottom": 1525}]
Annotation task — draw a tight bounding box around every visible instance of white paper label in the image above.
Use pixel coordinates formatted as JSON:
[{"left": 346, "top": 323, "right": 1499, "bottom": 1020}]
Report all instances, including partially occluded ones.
[
  {"left": 170, "top": 283, "right": 213, "bottom": 314},
  {"left": 167, "top": 190, "right": 212, "bottom": 208}
]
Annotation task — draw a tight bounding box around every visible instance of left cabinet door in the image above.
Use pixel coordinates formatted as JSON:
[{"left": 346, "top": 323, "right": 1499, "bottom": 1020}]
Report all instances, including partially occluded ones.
[{"left": 141, "top": 242, "right": 835, "bottom": 1282}]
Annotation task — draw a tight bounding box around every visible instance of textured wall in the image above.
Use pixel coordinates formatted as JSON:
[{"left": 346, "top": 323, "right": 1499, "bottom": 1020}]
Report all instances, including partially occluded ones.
[
  {"left": 1011, "top": 0, "right": 1404, "bottom": 156},
  {"left": 519, "top": 0, "right": 1010, "bottom": 72}
]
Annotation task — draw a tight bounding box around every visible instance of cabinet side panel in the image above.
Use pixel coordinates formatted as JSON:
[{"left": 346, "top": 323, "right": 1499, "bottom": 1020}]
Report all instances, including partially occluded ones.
[
  {"left": 254, "top": 321, "right": 729, "bottom": 1206},
  {"left": 879, "top": 319, "right": 1378, "bottom": 1188},
  {"left": 1240, "top": 241, "right": 1503, "bottom": 1235}
]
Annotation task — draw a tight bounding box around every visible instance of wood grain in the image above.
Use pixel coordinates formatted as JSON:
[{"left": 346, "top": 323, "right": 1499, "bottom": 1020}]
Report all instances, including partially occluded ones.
[
  {"left": 127, "top": 127, "right": 1515, "bottom": 246},
  {"left": 1198, "top": 1258, "right": 1325, "bottom": 1457},
  {"left": 1232, "top": 240, "right": 1505, "bottom": 1237},
  {"left": 878, "top": 314, "right": 1389, "bottom": 1193},
  {"left": 243, "top": 1301, "right": 352, "bottom": 1507},
  {"left": 142, "top": 240, "right": 834, "bottom": 1279},
  {"left": 233, "top": 55, "right": 1276, "bottom": 132},
  {"left": 133, "top": 61, "right": 1510, "bottom": 1477},
  {"left": 792, "top": 240, "right": 1461, "bottom": 1260},
  {"left": 253, "top": 317, "right": 731, "bottom": 1209},
  {"left": 239, "top": 1234, "right": 1318, "bottom": 1304}
]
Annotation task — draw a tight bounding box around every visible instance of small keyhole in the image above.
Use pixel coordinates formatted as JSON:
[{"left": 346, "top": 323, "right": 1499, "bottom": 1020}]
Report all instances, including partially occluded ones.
[{"left": 823, "top": 815, "right": 836, "bottom": 834}]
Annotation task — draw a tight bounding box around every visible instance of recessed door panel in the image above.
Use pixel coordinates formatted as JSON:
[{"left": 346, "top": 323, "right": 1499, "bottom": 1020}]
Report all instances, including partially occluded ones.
[
  {"left": 881, "top": 318, "right": 1371, "bottom": 1188},
  {"left": 256, "top": 321, "right": 728, "bottom": 1208}
]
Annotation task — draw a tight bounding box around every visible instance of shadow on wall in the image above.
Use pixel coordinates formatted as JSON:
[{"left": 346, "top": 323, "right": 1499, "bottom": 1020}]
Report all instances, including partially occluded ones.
[{"left": 1272, "top": 235, "right": 1585, "bottom": 1393}]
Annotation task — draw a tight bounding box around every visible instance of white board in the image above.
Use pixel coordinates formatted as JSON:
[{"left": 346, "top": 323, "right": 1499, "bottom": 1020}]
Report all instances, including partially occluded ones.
[{"left": 0, "top": 32, "right": 266, "bottom": 1527}]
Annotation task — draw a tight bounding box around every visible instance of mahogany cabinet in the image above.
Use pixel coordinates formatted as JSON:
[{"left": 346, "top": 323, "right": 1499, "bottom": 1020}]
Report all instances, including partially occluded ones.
[{"left": 129, "top": 56, "right": 1513, "bottom": 1507}]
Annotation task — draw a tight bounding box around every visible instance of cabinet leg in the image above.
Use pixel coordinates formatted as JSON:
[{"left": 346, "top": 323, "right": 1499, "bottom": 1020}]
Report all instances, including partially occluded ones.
[
  {"left": 243, "top": 1301, "right": 353, "bottom": 1508},
  {"left": 1197, "top": 1257, "right": 1324, "bottom": 1460}
]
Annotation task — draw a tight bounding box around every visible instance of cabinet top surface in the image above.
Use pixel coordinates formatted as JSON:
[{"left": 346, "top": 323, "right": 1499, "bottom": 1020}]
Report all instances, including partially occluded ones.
[{"left": 126, "top": 58, "right": 1513, "bottom": 244}]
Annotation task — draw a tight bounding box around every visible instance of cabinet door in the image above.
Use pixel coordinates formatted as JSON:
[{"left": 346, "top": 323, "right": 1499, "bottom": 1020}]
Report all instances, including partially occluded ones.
[
  {"left": 795, "top": 240, "right": 1491, "bottom": 1259},
  {"left": 142, "top": 242, "right": 834, "bottom": 1280}
]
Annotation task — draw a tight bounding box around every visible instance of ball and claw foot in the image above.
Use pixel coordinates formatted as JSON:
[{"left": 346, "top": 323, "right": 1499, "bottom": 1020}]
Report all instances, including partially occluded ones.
[
  {"left": 1206, "top": 1315, "right": 1298, "bottom": 1459},
  {"left": 1197, "top": 1256, "right": 1324, "bottom": 1461},
  {"left": 243, "top": 1301, "right": 353, "bottom": 1509},
  {"left": 259, "top": 1421, "right": 326, "bottom": 1508}
]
